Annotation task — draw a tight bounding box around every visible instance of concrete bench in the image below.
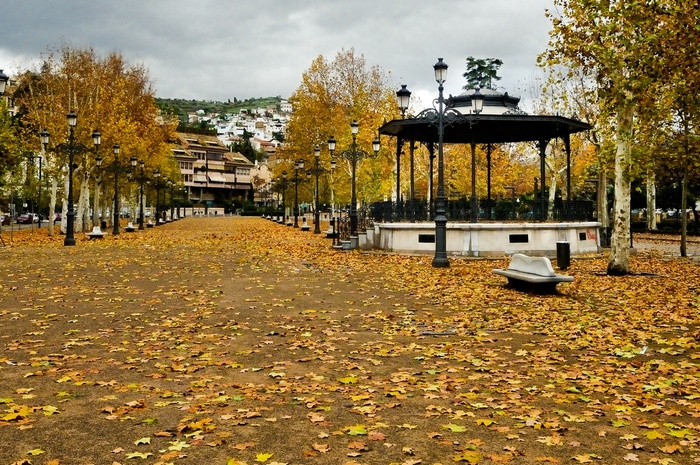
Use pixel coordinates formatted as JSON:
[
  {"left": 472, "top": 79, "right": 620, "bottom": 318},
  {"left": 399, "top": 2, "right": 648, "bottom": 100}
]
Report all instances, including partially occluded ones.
[
  {"left": 86, "top": 226, "right": 106, "bottom": 239},
  {"left": 146, "top": 220, "right": 154, "bottom": 228},
  {"left": 493, "top": 253, "right": 573, "bottom": 293},
  {"left": 125, "top": 222, "right": 136, "bottom": 232},
  {"left": 300, "top": 218, "right": 310, "bottom": 231}
]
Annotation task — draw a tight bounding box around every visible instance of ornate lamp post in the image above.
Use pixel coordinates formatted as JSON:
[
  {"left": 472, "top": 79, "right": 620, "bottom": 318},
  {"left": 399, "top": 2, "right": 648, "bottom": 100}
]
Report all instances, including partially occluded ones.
[
  {"left": 468, "top": 89, "right": 484, "bottom": 223},
  {"left": 293, "top": 159, "right": 304, "bottom": 228},
  {"left": 138, "top": 160, "right": 145, "bottom": 229},
  {"left": 40, "top": 113, "right": 101, "bottom": 246},
  {"left": 306, "top": 145, "right": 336, "bottom": 235},
  {"left": 395, "top": 85, "right": 411, "bottom": 204},
  {"left": 402, "top": 59, "right": 482, "bottom": 266},
  {"left": 328, "top": 121, "right": 380, "bottom": 239},
  {"left": 312, "top": 146, "right": 321, "bottom": 233},
  {"left": 96, "top": 144, "right": 127, "bottom": 235},
  {"left": 154, "top": 169, "right": 161, "bottom": 225},
  {"left": 281, "top": 170, "right": 288, "bottom": 223}
]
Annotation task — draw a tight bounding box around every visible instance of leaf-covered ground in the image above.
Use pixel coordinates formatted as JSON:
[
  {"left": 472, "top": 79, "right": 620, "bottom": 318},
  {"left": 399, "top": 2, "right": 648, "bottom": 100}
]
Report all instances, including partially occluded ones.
[{"left": 0, "top": 218, "right": 699, "bottom": 465}]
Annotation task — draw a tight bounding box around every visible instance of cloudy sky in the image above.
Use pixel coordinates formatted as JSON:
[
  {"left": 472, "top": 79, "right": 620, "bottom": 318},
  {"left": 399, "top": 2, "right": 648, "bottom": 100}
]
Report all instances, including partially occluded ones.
[{"left": 0, "top": 0, "right": 556, "bottom": 110}]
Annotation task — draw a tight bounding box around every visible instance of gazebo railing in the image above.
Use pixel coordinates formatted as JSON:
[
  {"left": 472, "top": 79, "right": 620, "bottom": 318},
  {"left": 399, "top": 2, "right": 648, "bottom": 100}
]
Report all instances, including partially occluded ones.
[{"left": 370, "top": 198, "right": 594, "bottom": 223}]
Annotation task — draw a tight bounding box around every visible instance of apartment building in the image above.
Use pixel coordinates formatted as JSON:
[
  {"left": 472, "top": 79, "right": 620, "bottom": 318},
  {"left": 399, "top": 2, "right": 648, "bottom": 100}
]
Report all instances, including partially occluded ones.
[{"left": 171, "top": 132, "right": 255, "bottom": 210}]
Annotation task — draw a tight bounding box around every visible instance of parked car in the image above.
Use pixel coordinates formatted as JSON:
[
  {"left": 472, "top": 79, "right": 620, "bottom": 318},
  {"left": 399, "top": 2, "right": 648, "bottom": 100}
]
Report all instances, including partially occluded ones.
[{"left": 16, "top": 213, "right": 38, "bottom": 224}]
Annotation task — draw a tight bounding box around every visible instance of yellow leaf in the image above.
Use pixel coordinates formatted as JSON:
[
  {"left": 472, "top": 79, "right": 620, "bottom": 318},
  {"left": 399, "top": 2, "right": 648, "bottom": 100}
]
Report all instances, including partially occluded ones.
[
  {"left": 645, "top": 430, "right": 665, "bottom": 440},
  {"left": 27, "top": 448, "right": 45, "bottom": 456},
  {"left": 256, "top": 453, "right": 273, "bottom": 462}
]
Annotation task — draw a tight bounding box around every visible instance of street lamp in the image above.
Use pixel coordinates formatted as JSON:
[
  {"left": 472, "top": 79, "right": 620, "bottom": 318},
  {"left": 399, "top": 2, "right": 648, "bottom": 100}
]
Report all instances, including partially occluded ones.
[
  {"left": 468, "top": 88, "right": 484, "bottom": 223},
  {"left": 281, "top": 170, "right": 288, "bottom": 224},
  {"left": 403, "top": 58, "right": 482, "bottom": 267},
  {"left": 154, "top": 169, "right": 161, "bottom": 225},
  {"left": 138, "top": 160, "right": 145, "bottom": 229},
  {"left": 293, "top": 159, "right": 304, "bottom": 228},
  {"left": 111, "top": 144, "right": 121, "bottom": 235},
  {"left": 396, "top": 84, "right": 411, "bottom": 118},
  {"left": 40, "top": 113, "right": 101, "bottom": 245},
  {"left": 313, "top": 146, "right": 321, "bottom": 233},
  {"left": 328, "top": 120, "right": 380, "bottom": 240}
]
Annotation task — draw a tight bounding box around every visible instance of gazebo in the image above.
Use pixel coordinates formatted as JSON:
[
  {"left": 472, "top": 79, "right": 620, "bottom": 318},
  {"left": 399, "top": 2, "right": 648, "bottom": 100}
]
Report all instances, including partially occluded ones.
[
  {"left": 366, "top": 71, "right": 596, "bottom": 262},
  {"left": 379, "top": 87, "right": 592, "bottom": 220}
]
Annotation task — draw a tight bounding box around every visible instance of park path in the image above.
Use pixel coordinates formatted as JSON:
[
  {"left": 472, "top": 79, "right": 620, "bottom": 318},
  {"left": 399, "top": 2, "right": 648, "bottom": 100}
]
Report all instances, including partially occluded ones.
[{"left": 0, "top": 217, "right": 699, "bottom": 465}]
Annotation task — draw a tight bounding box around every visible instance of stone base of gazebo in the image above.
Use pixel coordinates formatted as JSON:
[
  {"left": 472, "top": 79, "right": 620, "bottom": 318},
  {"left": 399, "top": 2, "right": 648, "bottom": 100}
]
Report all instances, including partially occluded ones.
[{"left": 359, "top": 221, "right": 601, "bottom": 258}]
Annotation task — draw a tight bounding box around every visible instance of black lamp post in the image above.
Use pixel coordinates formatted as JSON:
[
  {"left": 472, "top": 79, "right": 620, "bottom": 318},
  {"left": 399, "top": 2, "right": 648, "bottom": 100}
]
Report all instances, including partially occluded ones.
[
  {"left": 97, "top": 144, "right": 127, "bottom": 235},
  {"left": 40, "top": 113, "right": 100, "bottom": 246},
  {"left": 395, "top": 85, "right": 411, "bottom": 203},
  {"left": 111, "top": 144, "right": 121, "bottom": 235},
  {"left": 432, "top": 59, "right": 450, "bottom": 267},
  {"left": 328, "top": 121, "right": 380, "bottom": 239},
  {"left": 293, "top": 159, "right": 304, "bottom": 228},
  {"left": 154, "top": 169, "right": 161, "bottom": 225},
  {"left": 469, "top": 89, "right": 484, "bottom": 223},
  {"left": 138, "top": 160, "right": 145, "bottom": 229},
  {"left": 401, "top": 59, "right": 483, "bottom": 266},
  {"left": 312, "top": 146, "right": 321, "bottom": 233},
  {"left": 281, "top": 170, "right": 288, "bottom": 223}
]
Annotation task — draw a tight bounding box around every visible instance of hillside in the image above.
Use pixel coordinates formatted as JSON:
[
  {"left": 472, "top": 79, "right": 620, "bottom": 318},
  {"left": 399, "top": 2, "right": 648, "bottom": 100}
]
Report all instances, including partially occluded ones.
[{"left": 155, "top": 96, "right": 283, "bottom": 122}]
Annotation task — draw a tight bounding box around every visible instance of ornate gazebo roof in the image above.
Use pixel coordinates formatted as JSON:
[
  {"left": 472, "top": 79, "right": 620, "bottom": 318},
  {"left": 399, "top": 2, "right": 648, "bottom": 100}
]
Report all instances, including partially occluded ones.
[{"left": 378, "top": 112, "right": 592, "bottom": 145}]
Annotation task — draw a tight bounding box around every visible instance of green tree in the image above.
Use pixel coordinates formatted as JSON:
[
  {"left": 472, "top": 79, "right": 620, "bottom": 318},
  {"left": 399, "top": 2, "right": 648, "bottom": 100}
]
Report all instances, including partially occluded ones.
[
  {"left": 462, "top": 57, "right": 503, "bottom": 90},
  {"left": 543, "top": 1, "right": 669, "bottom": 275}
]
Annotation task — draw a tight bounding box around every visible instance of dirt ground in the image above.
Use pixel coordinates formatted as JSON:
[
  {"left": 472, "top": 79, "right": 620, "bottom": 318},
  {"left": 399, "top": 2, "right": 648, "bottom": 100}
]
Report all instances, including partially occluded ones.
[{"left": 0, "top": 218, "right": 698, "bottom": 465}]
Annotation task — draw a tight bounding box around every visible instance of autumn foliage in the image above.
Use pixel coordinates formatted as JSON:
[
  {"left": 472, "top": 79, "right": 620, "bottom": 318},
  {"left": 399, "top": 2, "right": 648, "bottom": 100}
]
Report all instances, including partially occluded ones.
[{"left": 0, "top": 218, "right": 698, "bottom": 464}]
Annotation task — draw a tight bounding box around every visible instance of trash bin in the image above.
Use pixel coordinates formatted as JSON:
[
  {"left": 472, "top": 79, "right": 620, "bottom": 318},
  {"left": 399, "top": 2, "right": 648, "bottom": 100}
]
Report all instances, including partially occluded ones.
[{"left": 556, "top": 241, "right": 570, "bottom": 270}]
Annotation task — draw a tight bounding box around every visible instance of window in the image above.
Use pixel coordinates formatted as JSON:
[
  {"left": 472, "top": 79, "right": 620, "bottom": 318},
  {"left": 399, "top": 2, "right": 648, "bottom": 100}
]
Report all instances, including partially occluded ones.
[{"left": 509, "top": 234, "right": 529, "bottom": 243}]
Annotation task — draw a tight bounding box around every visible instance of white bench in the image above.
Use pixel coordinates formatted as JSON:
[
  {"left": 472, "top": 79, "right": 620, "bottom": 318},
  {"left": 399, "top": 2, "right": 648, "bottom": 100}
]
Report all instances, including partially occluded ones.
[
  {"left": 125, "top": 222, "right": 136, "bottom": 232},
  {"left": 86, "top": 226, "right": 106, "bottom": 239},
  {"left": 493, "top": 253, "right": 573, "bottom": 293},
  {"left": 146, "top": 220, "right": 154, "bottom": 228},
  {"left": 300, "top": 218, "right": 310, "bottom": 231}
]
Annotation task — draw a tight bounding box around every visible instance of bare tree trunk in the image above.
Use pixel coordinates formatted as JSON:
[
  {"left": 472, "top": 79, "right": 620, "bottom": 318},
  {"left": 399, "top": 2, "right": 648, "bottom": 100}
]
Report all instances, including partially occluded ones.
[
  {"left": 61, "top": 171, "right": 68, "bottom": 235},
  {"left": 48, "top": 177, "right": 58, "bottom": 237},
  {"left": 607, "top": 103, "right": 634, "bottom": 275},
  {"left": 599, "top": 170, "right": 609, "bottom": 227},
  {"left": 646, "top": 169, "right": 657, "bottom": 231},
  {"left": 75, "top": 173, "right": 88, "bottom": 233}
]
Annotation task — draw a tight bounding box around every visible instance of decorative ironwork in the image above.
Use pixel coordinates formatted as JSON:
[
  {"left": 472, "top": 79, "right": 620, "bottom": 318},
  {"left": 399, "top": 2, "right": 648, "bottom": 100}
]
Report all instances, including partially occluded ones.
[{"left": 370, "top": 199, "right": 594, "bottom": 223}]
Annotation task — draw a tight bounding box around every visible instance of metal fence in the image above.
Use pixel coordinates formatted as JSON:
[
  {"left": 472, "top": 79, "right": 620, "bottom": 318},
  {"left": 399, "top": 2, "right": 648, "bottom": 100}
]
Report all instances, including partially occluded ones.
[{"left": 367, "top": 198, "right": 595, "bottom": 223}]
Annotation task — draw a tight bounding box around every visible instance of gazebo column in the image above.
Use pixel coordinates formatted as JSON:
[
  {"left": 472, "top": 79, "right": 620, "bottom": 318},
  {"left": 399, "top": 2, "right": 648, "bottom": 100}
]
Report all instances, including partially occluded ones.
[
  {"left": 428, "top": 142, "right": 435, "bottom": 206},
  {"left": 564, "top": 134, "right": 571, "bottom": 202},
  {"left": 396, "top": 136, "right": 404, "bottom": 204},
  {"left": 409, "top": 141, "right": 415, "bottom": 200},
  {"left": 486, "top": 143, "right": 492, "bottom": 220},
  {"left": 538, "top": 139, "right": 550, "bottom": 221}
]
